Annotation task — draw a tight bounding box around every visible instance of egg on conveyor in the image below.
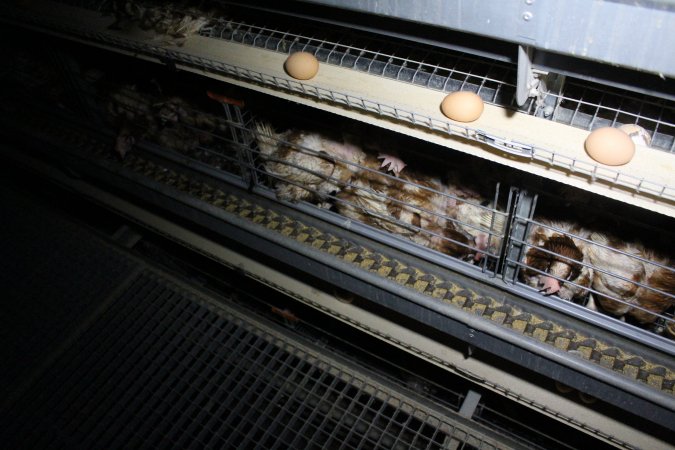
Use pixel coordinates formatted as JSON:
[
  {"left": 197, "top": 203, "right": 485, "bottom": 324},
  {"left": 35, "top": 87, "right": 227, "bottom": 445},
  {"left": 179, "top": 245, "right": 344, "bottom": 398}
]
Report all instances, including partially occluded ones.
[
  {"left": 440, "top": 91, "right": 484, "bottom": 122},
  {"left": 584, "top": 127, "right": 635, "bottom": 166},
  {"left": 284, "top": 52, "right": 319, "bottom": 80}
]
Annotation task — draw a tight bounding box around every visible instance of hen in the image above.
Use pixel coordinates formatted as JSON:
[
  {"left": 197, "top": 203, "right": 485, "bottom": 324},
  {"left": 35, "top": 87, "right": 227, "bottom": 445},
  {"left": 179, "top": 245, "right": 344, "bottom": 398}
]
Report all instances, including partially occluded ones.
[
  {"left": 587, "top": 232, "right": 675, "bottom": 331},
  {"left": 106, "top": 85, "right": 157, "bottom": 158},
  {"left": 337, "top": 159, "right": 473, "bottom": 258},
  {"left": 107, "top": 85, "right": 230, "bottom": 159},
  {"left": 444, "top": 177, "right": 506, "bottom": 262},
  {"left": 110, "top": 1, "right": 217, "bottom": 46},
  {"left": 254, "top": 121, "right": 368, "bottom": 207},
  {"left": 521, "top": 220, "right": 594, "bottom": 302}
]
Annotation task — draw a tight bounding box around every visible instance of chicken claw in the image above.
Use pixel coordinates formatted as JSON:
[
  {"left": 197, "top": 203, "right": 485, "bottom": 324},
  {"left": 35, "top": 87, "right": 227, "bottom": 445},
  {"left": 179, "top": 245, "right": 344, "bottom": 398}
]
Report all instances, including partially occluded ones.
[
  {"left": 473, "top": 233, "right": 489, "bottom": 261},
  {"left": 377, "top": 153, "right": 407, "bottom": 176},
  {"left": 538, "top": 276, "right": 561, "bottom": 296}
]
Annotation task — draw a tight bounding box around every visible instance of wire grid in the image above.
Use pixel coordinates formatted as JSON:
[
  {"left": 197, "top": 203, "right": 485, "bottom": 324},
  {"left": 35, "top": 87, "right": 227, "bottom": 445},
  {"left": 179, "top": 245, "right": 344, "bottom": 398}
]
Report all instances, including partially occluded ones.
[
  {"left": 201, "top": 13, "right": 675, "bottom": 154},
  {"left": 257, "top": 298, "right": 605, "bottom": 450},
  {"left": 284, "top": 322, "right": 468, "bottom": 417},
  {"left": 201, "top": 17, "right": 517, "bottom": 107},
  {"left": 505, "top": 217, "right": 675, "bottom": 337},
  {"left": 546, "top": 80, "right": 675, "bottom": 153},
  {"left": 3, "top": 3, "right": 674, "bottom": 203},
  {"left": 1, "top": 271, "right": 502, "bottom": 450}
]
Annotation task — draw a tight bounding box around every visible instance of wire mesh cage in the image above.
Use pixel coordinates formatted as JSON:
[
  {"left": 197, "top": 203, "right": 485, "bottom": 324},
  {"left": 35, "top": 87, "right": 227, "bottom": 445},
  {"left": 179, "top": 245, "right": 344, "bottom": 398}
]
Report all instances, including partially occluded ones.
[
  {"left": 249, "top": 118, "right": 510, "bottom": 275},
  {"left": 201, "top": 14, "right": 519, "bottom": 110},
  {"left": 4, "top": 40, "right": 509, "bottom": 278},
  {"left": 503, "top": 191, "right": 675, "bottom": 342},
  {"left": 3, "top": 4, "right": 675, "bottom": 448},
  {"left": 102, "top": 83, "right": 250, "bottom": 174},
  {"left": 549, "top": 80, "right": 675, "bottom": 153},
  {"left": 3, "top": 34, "right": 674, "bottom": 347}
]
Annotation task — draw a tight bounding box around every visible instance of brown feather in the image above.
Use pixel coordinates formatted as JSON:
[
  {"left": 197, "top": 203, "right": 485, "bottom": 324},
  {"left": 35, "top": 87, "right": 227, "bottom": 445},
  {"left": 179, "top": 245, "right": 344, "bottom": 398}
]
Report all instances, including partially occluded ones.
[
  {"left": 521, "top": 220, "right": 592, "bottom": 301},
  {"left": 337, "top": 158, "right": 473, "bottom": 258},
  {"left": 254, "top": 122, "right": 366, "bottom": 205},
  {"left": 588, "top": 232, "right": 675, "bottom": 332}
]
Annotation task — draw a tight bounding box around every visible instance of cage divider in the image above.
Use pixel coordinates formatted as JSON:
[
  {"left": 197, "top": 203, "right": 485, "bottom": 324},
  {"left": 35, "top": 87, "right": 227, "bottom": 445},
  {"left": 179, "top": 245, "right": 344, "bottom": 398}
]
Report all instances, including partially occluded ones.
[{"left": 501, "top": 189, "right": 538, "bottom": 285}]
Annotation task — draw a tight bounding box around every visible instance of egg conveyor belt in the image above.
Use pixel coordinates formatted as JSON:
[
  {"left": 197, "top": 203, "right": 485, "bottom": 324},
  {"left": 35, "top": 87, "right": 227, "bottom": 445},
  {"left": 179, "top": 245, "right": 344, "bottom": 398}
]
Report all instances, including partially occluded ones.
[{"left": 2, "top": 0, "right": 675, "bottom": 218}]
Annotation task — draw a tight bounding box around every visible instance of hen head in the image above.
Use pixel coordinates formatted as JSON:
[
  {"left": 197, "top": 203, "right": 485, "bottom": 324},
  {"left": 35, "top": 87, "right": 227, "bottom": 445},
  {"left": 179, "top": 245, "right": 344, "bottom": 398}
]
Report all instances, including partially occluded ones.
[{"left": 526, "top": 235, "right": 585, "bottom": 297}]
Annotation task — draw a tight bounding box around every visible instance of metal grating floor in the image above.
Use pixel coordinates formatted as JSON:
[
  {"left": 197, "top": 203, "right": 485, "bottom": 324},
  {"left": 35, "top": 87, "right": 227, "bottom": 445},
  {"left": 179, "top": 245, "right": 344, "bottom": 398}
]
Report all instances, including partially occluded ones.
[
  {"left": 0, "top": 185, "right": 136, "bottom": 403},
  {"left": 0, "top": 179, "right": 507, "bottom": 450}
]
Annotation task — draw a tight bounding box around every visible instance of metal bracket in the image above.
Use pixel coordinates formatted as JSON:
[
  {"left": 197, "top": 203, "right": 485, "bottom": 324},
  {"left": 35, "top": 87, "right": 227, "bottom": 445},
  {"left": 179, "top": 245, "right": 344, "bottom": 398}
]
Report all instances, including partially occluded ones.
[
  {"left": 517, "top": 45, "right": 567, "bottom": 115},
  {"left": 220, "top": 103, "right": 259, "bottom": 188},
  {"left": 475, "top": 130, "right": 534, "bottom": 158},
  {"left": 111, "top": 224, "right": 143, "bottom": 248},
  {"left": 516, "top": 45, "right": 565, "bottom": 118},
  {"left": 516, "top": 45, "right": 537, "bottom": 106},
  {"left": 501, "top": 188, "right": 538, "bottom": 284},
  {"left": 535, "top": 72, "right": 566, "bottom": 119},
  {"left": 447, "top": 389, "right": 483, "bottom": 450},
  {"left": 458, "top": 389, "right": 483, "bottom": 419}
]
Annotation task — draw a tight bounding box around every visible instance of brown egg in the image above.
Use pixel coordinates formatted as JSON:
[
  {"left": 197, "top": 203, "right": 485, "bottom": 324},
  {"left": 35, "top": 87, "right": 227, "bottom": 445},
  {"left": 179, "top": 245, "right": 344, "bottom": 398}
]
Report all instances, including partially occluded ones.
[
  {"left": 618, "top": 124, "right": 651, "bottom": 147},
  {"left": 284, "top": 52, "right": 319, "bottom": 80},
  {"left": 440, "top": 91, "right": 484, "bottom": 122},
  {"left": 584, "top": 127, "right": 635, "bottom": 166}
]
